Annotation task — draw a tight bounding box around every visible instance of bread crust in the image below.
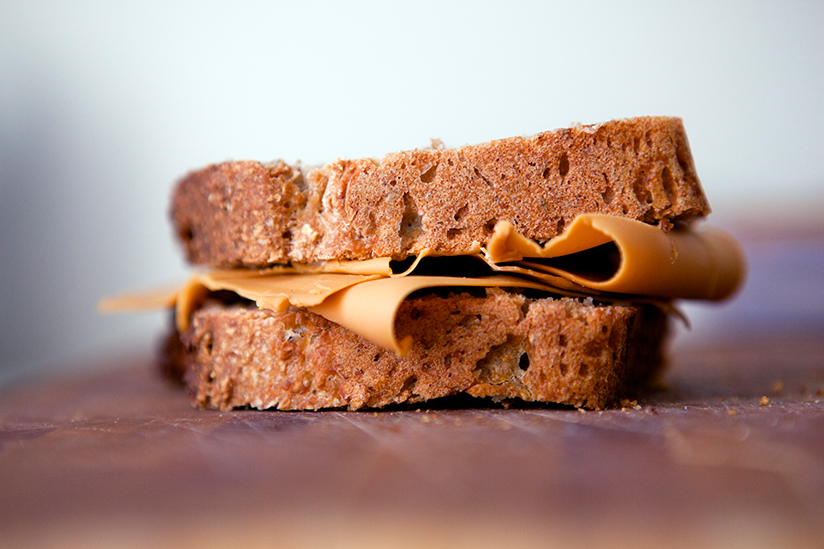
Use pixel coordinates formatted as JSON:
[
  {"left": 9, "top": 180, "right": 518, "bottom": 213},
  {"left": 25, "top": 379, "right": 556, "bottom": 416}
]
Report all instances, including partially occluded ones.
[
  {"left": 173, "top": 117, "right": 709, "bottom": 267},
  {"left": 172, "top": 289, "right": 667, "bottom": 410}
]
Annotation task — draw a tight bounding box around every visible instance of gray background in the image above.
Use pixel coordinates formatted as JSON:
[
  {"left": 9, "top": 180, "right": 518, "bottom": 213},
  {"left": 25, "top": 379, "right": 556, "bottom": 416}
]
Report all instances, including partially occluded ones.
[{"left": 1, "top": 1, "right": 823, "bottom": 383}]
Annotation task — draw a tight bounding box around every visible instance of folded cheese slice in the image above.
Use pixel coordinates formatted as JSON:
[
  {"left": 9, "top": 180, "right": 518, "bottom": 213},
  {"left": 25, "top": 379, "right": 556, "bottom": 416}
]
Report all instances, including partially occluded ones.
[
  {"left": 100, "top": 215, "right": 745, "bottom": 356},
  {"left": 484, "top": 215, "right": 745, "bottom": 301}
]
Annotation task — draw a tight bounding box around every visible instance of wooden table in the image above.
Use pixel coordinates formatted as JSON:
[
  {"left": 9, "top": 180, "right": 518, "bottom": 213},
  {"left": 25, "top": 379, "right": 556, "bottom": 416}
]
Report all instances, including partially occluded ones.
[{"left": 2, "top": 231, "right": 823, "bottom": 548}]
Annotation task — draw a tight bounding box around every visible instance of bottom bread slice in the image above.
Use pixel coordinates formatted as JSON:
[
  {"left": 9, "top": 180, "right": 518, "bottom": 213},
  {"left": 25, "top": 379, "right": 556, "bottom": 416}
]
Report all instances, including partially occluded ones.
[{"left": 165, "top": 288, "right": 667, "bottom": 410}]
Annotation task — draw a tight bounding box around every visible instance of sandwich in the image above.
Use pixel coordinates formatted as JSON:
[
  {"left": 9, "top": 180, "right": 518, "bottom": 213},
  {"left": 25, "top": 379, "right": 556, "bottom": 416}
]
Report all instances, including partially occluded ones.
[{"left": 103, "top": 116, "right": 745, "bottom": 410}]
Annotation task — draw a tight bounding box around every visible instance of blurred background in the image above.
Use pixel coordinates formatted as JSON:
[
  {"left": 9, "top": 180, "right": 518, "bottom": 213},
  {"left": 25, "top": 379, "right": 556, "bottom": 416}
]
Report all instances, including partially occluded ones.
[{"left": 1, "top": 0, "right": 822, "bottom": 384}]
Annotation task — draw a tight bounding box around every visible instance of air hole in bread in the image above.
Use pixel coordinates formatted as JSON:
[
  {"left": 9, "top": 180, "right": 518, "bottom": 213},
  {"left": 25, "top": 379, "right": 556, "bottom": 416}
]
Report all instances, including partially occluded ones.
[
  {"left": 609, "top": 325, "right": 622, "bottom": 351},
  {"left": 400, "top": 193, "right": 423, "bottom": 245},
  {"left": 579, "top": 362, "right": 589, "bottom": 376},
  {"left": 180, "top": 225, "right": 194, "bottom": 242},
  {"left": 284, "top": 327, "right": 304, "bottom": 342},
  {"left": 541, "top": 167, "right": 551, "bottom": 179},
  {"left": 222, "top": 379, "right": 234, "bottom": 405},
  {"left": 474, "top": 167, "right": 492, "bottom": 186},
  {"left": 446, "top": 228, "right": 463, "bottom": 240},
  {"left": 556, "top": 218, "right": 565, "bottom": 235},
  {"left": 584, "top": 339, "right": 602, "bottom": 357},
  {"left": 366, "top": 211, "right": 377, "bottom": 233},
  {"left": 661, "top": 166, "right": 675, "bottom": 202},
  {"left": 675, "top": 141, "right": 691, "bottom": 174},
  {"left": 559, "top": 152, "right": 569, "bottom": 178},
  {"left": 602, "top": 186, "right": 614, "bottom": 205},
  {"left": 420, "top": 164, "right": 438, "bottom": 183},
  {"left": 641, "top": 209, "right": 658, "bottom": 224},
  {"left": 408, "top": 307, "right": 422, "bottom": 321},
  {"left": 633, "top": 172, "right": 653, "bottom": 205},
  {"left": 518, "top": 353, "right": 530, "bottom": 371},
  {"left": 401, "top": 375, "right": 418, "bottom": 396},
  {"left": 559, "top": 363, "right": 569, "bottom": 376},
  {"left": 454, "top": 204, "right": 468, "bottom": 222},
  {"left": 484, "top": 219, "right": 498, "bottom": 234},
  {"left": 558, "top": 334, "right": 567, "bottom": 347},
  {"left": 458, "top": 314, "right": 482, "bottom": 329}
]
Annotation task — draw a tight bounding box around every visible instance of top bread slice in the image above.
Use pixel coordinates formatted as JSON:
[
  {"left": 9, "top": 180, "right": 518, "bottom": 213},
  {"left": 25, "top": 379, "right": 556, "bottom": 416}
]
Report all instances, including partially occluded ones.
[{"left": 172, "top": 116, "right": 710, "bottom": 268}]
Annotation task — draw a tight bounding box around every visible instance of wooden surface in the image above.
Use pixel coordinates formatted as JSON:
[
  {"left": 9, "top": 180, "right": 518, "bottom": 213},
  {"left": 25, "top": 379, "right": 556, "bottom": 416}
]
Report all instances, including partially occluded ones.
[{"left": 1, "top": 232, "right": 823, "bottom": 548}]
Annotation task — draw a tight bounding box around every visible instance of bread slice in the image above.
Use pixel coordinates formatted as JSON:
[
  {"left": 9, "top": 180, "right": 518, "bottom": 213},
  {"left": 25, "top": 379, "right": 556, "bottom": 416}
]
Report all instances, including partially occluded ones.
[
  {"left": 166, "top": 288, "right": 667, "bottom": 411},
  {"left": 172, "top": 116, "right": 709, "bottom": 268}
]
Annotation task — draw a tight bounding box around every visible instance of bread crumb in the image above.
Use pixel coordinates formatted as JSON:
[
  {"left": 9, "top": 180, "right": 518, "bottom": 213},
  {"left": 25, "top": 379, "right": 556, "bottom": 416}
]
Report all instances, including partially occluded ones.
[
  {"left": 771, "top": 380, "right": 784, "bottom": 394},
  {"left": 580, "top": 122, "right": 603, "bottom": 134},
  {"left": 620, "top": 399, "right": 641, "bottom": 411},
  {"left": 728, "top": 409, "right": 737, "bottom": 415},
  {"left": 300, "top": 224, "right": 318, "bottom": 240},
  {"left": 760, "top": 396, "right": 770, "bottom": 406}
]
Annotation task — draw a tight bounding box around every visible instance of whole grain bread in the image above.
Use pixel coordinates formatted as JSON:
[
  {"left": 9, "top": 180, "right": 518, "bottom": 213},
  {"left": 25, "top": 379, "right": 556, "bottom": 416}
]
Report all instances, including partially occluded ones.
[
  {"left": 172, "top": 117, "right": 709, "bottom": 268},
  {"left": 168, "top": 288, "right": 667, "bottom": 411}
]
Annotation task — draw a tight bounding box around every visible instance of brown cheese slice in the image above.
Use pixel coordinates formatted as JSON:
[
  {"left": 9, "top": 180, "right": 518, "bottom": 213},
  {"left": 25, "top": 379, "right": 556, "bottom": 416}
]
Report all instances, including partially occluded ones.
[
  {"left": 98, "top": 285, "right": 180, "bottom": 312},
  {"left": 484, "top": 215, "right": 745, "bottom": 301},
  {"left": 174, "top": 270, "right": 383, "bottom": 331},
  {"left": 100, "top": 215, "right": 745, "bottom": 355}
]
